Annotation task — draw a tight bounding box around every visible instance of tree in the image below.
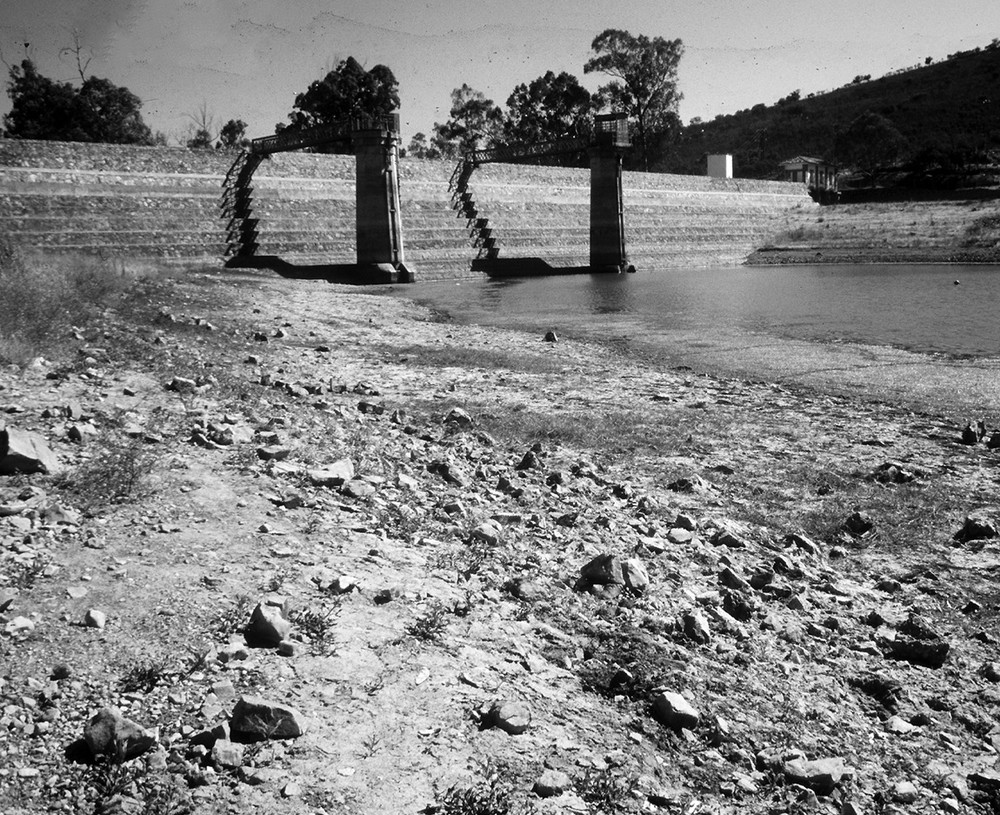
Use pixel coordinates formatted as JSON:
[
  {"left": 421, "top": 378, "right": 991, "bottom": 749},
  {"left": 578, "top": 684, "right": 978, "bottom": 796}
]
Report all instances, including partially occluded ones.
[
  {"left": 406, "top": 131, "right": 439, "bottom": 159},
  {"left": 217, "top": 119, "right": 249, "bottom": 150},
  {"left": 3, "top": 59, "right": 152, "bottom": 144},
  {"left": 78, "top": 76, "right": 154, "bottom": 144},
  {"left": 431, "top": 84, "right": 504, "bottom": 156},
  {"left": 584, "top": 29, "right": 684, "bottom": 171},
  {"left": 503, "top": 71, "right": 594, "bottom": 153},
  {"left": 835, "top": 111, "right": 908, "bottom": 185},
  {"left": 280, "top": 56, "right": 399, "bottom": 139}
]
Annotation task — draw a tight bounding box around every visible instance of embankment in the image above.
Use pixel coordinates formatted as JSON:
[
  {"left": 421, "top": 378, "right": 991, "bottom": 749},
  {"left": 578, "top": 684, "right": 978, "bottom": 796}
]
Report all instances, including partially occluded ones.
[
  {"left": 747, "top": 196, "right": 1000, "bottom": 265},
  {"left": 0, "top": 139, "right": 811, "bottom": 278}
]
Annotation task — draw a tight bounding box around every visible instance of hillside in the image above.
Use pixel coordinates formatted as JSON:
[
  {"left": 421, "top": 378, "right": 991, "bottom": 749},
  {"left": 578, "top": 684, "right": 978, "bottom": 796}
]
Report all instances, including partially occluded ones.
[{"left": 666, "top": 40, "right": 1000, "bottom": 182}]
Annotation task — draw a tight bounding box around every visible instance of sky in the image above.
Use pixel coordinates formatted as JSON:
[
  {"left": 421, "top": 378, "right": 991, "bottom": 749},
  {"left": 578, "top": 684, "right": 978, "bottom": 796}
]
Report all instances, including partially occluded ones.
[{"left": 2, "top": 0, "right": 999, "bottom": 146}]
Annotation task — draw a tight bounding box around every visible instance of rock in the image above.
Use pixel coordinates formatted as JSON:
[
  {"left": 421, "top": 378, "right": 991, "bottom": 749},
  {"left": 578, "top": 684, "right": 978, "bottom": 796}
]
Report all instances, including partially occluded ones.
[
  {"left": 5, "top": 615, "right": 34, "bottom": 636},
  {"left": 843, "top": 511, "right": 874, "bottom": 537},
  {"left": 893, "top": 780, "right": 920, "bottom": 803},
  {"left": 444, "top": 407, "right": 473, "bottom": 427},
  {"left": 652, "top": 691, "right": 700, "bottom": 730},
  {"left": 516, "top": 450, "right": 543, "bottom": 470},
  {"left": 533, "top": 769, "right": 571, "bottom": 797},
  {"left": 256, "top": 445, "right": 290, "bottom": 461},
  {"left": 953, "top": 514, "right": 999, "bottom": 544},
  {"left": 0, "top": 426, "right": 60, "bottom": 475},
  {"left": 211, "top": 739, "right": 245, "bottom": 769},
  {"left": 84, "top": 707, "right": 157, "bottom": 761},
  {"left": 307, "top": 459, "right": 355, "bottom": 487},
  {"left": 667, "top": 475, "right": 710, "bottom": 493},
  {"left": 576, "top": 554, "right": 625, "bottom": 596},
  {"left": 961, "top": 423, "right": 979, "bottom": 445},
  {"left": 166, "top": 376, "right": 197, "bottom": 393},
  {"left": 342, "top": 479, "right": 376, "bottom": 500},
  {"left": 84, "top": 609, "right": 107, "bottom": 629},
  {"left": 488, "top": 700, "right": 531, "bottom": 735},
  {"left": 885, "top": 636, "right": 949, "bottom": 668},
  {"left": 621, "top": 558, "right": 649, "bottom": 594},
  {"left": 719, "top": 566, "right": 752, "bottom": 592},
  {"left": 981, "top": 662, "right": 1000, "bottom": 683},
  {"left": 543, "top": 331, "right": 558, "bottom": 342},
  {"left": 782, "top": 757, "right": 852, "bottom": 795},
  {"left": 470, "top": 520, "right": 502, "bottom": 546},
  {"left": 784, "top": 532, "right": 819, "bottom": 554},
  {"left": 245, "top": 601, "right": 291, "bottom": 647},
  {"left": 870, "top": 462, "right": 918, "bottom": 483},
  {"left": 230, "top": 696, "right": 307, "bottom": 741},
  {"left": 682, "top": 610, "right": 711, "bottom": 644}
]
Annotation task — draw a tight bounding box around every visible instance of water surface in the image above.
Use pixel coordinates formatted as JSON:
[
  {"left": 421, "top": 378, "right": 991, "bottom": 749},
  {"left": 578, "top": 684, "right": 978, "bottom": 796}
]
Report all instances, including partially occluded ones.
[{"left": 405, "top": 264, "right": 1000, "bottom": 360}]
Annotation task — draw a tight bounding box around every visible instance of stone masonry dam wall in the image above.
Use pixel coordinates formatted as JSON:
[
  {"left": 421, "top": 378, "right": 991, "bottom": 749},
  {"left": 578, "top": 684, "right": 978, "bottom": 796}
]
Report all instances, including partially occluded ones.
[{"left": 0, "top": 139, "right": 814, "bottom": 279}]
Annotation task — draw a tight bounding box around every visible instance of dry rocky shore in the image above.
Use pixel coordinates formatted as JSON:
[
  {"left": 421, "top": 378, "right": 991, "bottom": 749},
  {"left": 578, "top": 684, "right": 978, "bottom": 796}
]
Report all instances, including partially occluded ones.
[{"left": 2, "top": 268, "right": 1000, "bottom": 814}]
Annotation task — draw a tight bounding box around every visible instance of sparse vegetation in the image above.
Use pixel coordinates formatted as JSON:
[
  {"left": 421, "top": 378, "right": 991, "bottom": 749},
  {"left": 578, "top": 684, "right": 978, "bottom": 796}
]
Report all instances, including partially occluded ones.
[
  {"left": 431, "top": 760, "right": 534, "bottom": 815},
  {"left": 0, "top": 239, "right": 129, "bottom": 364},
  {"left": 57, "top": 431, "right": 157, "bottom": 509},
  {"left": 405, "top": 602, "right": 451, "bottom": 642}
]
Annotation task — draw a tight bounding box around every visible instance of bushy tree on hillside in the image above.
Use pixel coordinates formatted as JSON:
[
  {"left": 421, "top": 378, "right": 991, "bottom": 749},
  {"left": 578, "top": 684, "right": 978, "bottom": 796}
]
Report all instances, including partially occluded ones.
[
  {"left": 279, "top": 56, "right": 399, "bottom": 144},
  {"left": 835, "top": 111, "right": 908, "bottom": 185},
  {"left": 584, "top": 29, "right": 684, "bottom": 171},
  {"left": 3, "top": 59, "right": 153, "bottom": 144}
]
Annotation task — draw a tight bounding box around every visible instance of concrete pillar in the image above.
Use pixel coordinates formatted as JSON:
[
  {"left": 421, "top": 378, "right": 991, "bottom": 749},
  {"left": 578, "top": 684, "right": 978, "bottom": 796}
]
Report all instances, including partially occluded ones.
[
  {"left": 589, "top": 145, "right": 629, "bottom": 272},
  {"left": 351, "top": 127, "right": 405, "bottom": 269}
]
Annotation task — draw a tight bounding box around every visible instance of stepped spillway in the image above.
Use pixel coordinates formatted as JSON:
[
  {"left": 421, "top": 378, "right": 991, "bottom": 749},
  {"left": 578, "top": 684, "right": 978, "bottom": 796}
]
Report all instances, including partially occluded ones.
[{"left": 0, "top": 139, "right": 814, "bottom": 278}]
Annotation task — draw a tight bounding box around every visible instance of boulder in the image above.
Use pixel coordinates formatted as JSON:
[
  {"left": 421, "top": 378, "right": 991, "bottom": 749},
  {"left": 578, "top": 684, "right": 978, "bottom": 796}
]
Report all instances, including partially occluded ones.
[
  {"left": 652, "top": 691, "right": 700, "bottom": 730},
  {"left": 0, "top": 426, "right": 59, "bottom": 475},
  {"left": 307, "top": 459, "right": 354, "bottom": 487},
  {"left": 782, "top": 757, "right": 852, "bottom": 795},
  {"left": 84, "top": 707, "right": 157, "bottom": 761},
  {"left": 245, "top": 601, "right": 291, "bottom": 647},
  {"left": 533, "top": 769, "right": 571, "bottom": 797},
  {"left": 488, "top": 700, "right": 531, "bottom": 735},
  {"left": 954, "top": 515, "right": 999, "bottom": 544},
  {"left": 229, "top": 696, "right": 306, "bottom": 741}
]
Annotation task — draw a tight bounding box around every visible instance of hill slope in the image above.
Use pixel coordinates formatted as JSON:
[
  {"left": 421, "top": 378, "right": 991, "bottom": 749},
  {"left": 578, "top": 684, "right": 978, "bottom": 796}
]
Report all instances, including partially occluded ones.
[{"left": 666, "top": 40, "right": 1000, "bottom": 181}]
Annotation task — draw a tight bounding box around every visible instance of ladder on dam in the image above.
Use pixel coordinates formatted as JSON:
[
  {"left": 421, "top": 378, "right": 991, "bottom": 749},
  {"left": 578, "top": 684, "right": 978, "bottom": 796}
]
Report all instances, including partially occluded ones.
[
  {"left": 448, "top": 114, "right": 631, "bottom": 271},
  {"left": 448, "top": 135, "right": 590, "bottom": 261},
  {"left": 220, "top": 114, "right": 408, "bottom": 278}
]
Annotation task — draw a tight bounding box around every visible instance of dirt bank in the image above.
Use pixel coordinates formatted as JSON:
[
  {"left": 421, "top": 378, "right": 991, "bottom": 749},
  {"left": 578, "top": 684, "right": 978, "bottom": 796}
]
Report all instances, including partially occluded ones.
[
  {"left": 746, "top": 197, "right": 1000, "bottom": 266},
  {"left": 2, "top": 267, "right": 1000, "bottom": 814}
]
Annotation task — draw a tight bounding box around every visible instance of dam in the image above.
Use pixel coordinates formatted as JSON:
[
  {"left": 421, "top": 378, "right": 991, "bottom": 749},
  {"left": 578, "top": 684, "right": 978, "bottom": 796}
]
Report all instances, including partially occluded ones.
[{"left": 0, "top": 138, "right": 814, "bottom": 280}]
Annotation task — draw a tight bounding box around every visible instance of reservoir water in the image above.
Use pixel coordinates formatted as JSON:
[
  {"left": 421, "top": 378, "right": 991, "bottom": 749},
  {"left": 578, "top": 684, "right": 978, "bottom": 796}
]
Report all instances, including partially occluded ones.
[{"left": 404, "top": 264, "right": 1000, "bottom": 361}]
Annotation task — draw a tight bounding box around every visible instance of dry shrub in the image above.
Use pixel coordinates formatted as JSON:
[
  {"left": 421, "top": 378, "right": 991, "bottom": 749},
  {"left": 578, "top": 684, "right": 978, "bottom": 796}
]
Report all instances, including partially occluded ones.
[{"left": 0, "top": 238, "right": 128, "bottom": 364}]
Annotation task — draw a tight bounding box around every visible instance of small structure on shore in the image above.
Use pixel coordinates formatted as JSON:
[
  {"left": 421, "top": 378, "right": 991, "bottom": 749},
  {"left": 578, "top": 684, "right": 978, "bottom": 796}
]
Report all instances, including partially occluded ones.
[
  {"left": 707, "top": 154, "right": 733, "bottom": 179},
  {"left": 780, "top": 155, "right": 839, "bottom": 202}
]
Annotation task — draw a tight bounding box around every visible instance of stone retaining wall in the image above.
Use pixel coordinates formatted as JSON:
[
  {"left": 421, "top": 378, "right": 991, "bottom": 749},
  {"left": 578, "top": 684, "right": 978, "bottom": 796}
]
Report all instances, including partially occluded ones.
[{"left": 0, "top": 139, "right": 814, "bottom": 278}]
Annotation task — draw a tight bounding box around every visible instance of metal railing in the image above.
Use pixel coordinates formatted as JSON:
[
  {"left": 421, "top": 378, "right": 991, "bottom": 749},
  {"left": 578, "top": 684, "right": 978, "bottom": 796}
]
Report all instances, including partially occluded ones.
[
  {"left": 467, "top": 135, "right": 590, "bottom": 167},
  {"left": 250, "top": 113, "right": 400, "bottom": 156}
]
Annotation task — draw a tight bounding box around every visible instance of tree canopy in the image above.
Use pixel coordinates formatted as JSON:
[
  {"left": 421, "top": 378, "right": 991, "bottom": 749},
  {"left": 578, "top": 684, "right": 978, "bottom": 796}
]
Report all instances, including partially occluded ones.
[
  {"left": 835, "top": 111, "right": 908, "bottom": 184},
  {"left": 584, "top": 29, "right": 684, "bottom": 170},
  {"left": 280, "top": 57, "right": 399, "bottom": 137},
  {"left": 430, "top": 84, "right": 504, "bottom": 157},
  {"left": 3, "top": 59, "right": 153, "bottom": 144},
  {"left": 504, "top": 71, "right": 594, "bottom": 145}
]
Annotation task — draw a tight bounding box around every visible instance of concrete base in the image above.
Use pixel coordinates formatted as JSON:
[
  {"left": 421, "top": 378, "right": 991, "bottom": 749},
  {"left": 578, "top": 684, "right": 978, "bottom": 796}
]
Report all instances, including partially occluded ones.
[
  {"left": 473, "top": 257, "right": 635, "bottom": 278},
  {"left": 225, "top": 256, "right": 414, "bottom": 284}
]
